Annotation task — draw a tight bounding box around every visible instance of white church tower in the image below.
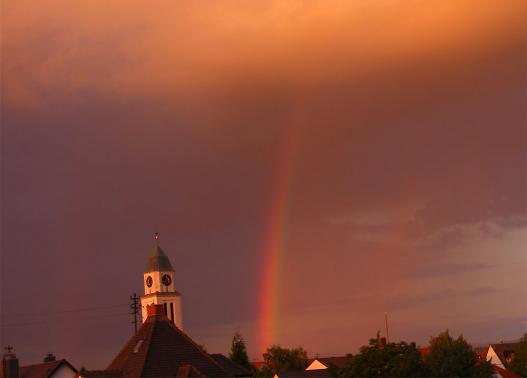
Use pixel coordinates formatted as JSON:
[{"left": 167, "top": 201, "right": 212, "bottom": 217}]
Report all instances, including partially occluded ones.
[{"left": 140, "top": 233, "right": 183, "bottom": 329}]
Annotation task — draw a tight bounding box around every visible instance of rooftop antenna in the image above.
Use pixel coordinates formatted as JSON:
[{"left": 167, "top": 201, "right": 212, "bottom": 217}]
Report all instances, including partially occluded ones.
[{"left": 385, "top": 312, "right": 390, "bottom": 343}]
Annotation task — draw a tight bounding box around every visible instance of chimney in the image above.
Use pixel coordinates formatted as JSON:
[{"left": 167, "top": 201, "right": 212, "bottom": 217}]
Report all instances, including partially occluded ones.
[
  {"left": 147, "top": 304, "right": 165, "bottom": 317},
  {"left": 2, "top": 347, "right": 19, "bottom": 378},
  {"left": 43, "top": 353, "right": 56, "bottom": 362}
]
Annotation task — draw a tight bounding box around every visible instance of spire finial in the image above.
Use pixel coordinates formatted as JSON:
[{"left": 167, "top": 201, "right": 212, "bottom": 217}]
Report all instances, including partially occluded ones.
[{"left": 154, "top": 232, "right": 159, "bottom": 241}]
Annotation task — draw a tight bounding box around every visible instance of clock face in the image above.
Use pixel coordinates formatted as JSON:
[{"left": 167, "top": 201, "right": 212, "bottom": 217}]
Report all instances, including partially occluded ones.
[
  {"left": 162, "top": 274, "right": 172, "bottom": 286},
  {"left": 146, "top": 276, "right": 153, "bottom": 288}
]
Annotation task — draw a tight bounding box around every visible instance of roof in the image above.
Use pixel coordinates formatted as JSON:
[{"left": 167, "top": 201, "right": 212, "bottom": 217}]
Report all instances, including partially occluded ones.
[
  {"left": 144, "top": 234, "right": 174, "bottom": 273},
  {"left": 78, "top": 370, "right": 123, "bottom": 378},
  {"left": 418, "top": 347, "right": 431, "bottom": 357},
  {"left": 176, "top": 364, "right": 206, "bottom": 377},
  {"left": 307, "top": 357, "right": 348, "bottom": 370},
  {"left": 490, "top": 342, "right": 521, "bottom": 354},
  {"left": 19, "top": 359, "right": 77, "bottom": 378},
  {"left": 493, "top": 365, "right": 520, "bottom": 378},
  {"left": 251, "top": 361, "right": 269, "bottom": 370},
  {"left": 490, "top": 342, "right": 522, "bottom": 364},
  {"left": 275, "top": 369, "right": 334, "bottom": 378},
  {"left": 474, "top": 347, "right": 488, "bottom": 360},
  {"left": 83, "top": 305, "right": 232, "bottom": 377},
  {"left": 210, "top": 354, "right": 251, "bottom": 377}
]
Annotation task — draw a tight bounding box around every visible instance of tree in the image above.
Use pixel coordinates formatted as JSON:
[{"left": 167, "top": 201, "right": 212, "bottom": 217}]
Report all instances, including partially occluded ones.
[
  {"left": 261, "top": 345, "right": 308, "bottom": 374},
  {"left": 342, "top": 339, "right": 426, "bottom": 377},
  {"left": 508, "top": 335, "right": 527, "bottom": 377},
  {"left": 229, "top": 332, "right": 251, "bottom": 371},
  {"left": 424, "top": 330, "right": 493, "bottom": 377}
]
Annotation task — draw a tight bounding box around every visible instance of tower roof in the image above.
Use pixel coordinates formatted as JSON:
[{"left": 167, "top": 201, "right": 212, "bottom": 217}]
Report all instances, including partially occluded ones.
[
  {"left": 81, "top": 305, "right": 232, "bottom": 377},
  {"left": 144, "top": 233, "right": 174, "bottom": 273}
]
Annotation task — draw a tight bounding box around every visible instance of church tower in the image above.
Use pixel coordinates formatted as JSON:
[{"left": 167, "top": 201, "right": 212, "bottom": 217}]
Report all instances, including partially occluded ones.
[{"left": 140, "top": 233, "right": 183, "bottom": 329}]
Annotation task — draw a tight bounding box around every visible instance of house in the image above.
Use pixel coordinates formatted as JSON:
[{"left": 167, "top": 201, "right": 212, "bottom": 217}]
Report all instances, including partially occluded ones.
[
  {"left": 78, "top": 304, "right": 236, "bottom": 377},
  {"left": 306, "top": 357, "right": 348, "bottom": 371},
  {"left": 269, "top": 356, "right": 349, "bottom": 378},
  {"left": 486, "top": 342, "right": 522, "bottom": 369},
  {"left": 1, "top": 350, "right": 77, "bottom": 378}
]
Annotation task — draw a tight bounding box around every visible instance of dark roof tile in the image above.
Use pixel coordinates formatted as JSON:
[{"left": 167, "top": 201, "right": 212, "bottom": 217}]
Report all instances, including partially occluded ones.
[
  {"left": 210, "top": 354, "right": 251, "bottom": 377},
  {"left": 19, "top": 359, "right": 77, "bottom": 378},
  {"left": 92, "top": 308, "right": 232, "bottom": 377}
]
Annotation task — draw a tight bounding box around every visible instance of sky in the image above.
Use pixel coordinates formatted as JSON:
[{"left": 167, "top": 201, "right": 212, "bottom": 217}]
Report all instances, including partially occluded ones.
[{"left": 1, "top": 0, "right": 526, "bottom": 369}]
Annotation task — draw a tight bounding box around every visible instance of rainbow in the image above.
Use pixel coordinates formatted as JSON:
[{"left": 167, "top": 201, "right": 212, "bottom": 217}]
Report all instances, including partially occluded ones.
[{"left": 257, "top": 122, "right": 300, "bottom": 354}]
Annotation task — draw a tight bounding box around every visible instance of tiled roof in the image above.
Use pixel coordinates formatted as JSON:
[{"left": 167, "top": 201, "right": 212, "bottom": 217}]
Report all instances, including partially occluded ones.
[
  {"left": 307, "top": 357, "right": 348, "bottom": 369},
  {"left": 176, "top": 364, "right": 206, "bottom": 377},
  {"left": 490, "top": 342, "right": 521, "bottom": 365},
  {"left": 78, "top": 369, "right": 123, "bottom": 378},
  {"left": 491, "top": 342, "right": 521, "bottom": 354},
  {"left": 251, "top": 361, "right": 269, "bottom": 370},
  {"left": 418, "top": 347, "right": 431, "bottom": 357},
  {"left": 493, "top": 365, "right": 520, "bottom": 378},
  {"left": 86, "top": 306, "right": 232, "bottom": 377},
  {"left": 19, "top": 359, "right": 77, "bottom": 378},
  {"left": 210, "top": 354, "right": 251, "bottom": 377},
  {"left": 276, "top": 369, "right": 334, "bottom": 378}
]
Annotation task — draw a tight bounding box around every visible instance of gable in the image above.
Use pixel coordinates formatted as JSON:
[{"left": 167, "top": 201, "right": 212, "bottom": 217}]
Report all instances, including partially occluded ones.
[
  {"left": 487, "top": 345, "right": 504, "bottom": 368},
  {"left": 306, "top": 360, "right": 328, "bottom": 370}
]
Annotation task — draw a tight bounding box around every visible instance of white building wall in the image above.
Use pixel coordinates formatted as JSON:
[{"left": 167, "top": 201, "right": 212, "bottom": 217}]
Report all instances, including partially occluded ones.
[
  {"left": 486, "top": 345, "right": 504, "bottom": 368},
  {"left": 50, "top": 364, "right": 76, "bottom": 378},
  {"left": 140, "top": 294, "right": 183, "bottom": 330},
  {"left": 306, "top": 360, "right": 328, "bottom": 370}
]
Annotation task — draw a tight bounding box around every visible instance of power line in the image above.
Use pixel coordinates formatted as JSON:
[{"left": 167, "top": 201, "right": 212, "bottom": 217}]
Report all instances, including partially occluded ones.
[
  {"left": 1, "top": 311, "right": 130, "bottom": 328},
  {"left": 3, "top": 304, "right": 129, "bottom": 318}
]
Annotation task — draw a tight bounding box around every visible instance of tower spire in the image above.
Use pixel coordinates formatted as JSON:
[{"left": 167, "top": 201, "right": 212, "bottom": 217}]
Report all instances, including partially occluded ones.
[
  {"left": 153, "top": 232, "right": 161, "bottom": 252},
  {"left": 141, "top": 233, "right": 182, "bottom": 329}
]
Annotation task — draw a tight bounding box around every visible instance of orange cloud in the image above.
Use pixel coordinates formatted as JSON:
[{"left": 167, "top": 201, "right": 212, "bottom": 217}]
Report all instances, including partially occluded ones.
[{"left": 3, "top": 0, "right": 524, "bottom": 114}]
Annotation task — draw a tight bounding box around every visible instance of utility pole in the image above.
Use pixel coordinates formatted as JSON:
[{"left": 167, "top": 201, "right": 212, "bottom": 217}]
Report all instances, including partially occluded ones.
[
  {"left": 130, "top": 293, "right": 140, "bottom": 334},
  {"left": 385, "top": 312, "right": 390, "bottom": 343}
]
